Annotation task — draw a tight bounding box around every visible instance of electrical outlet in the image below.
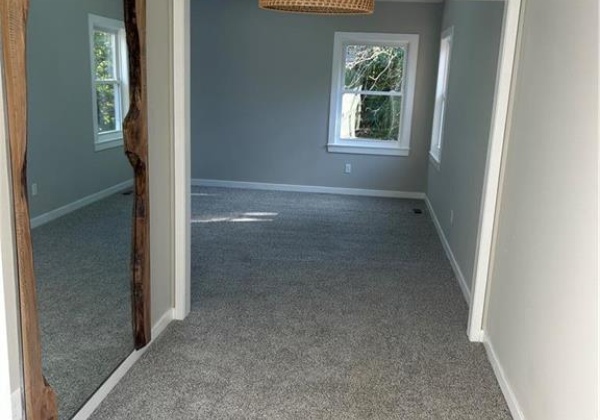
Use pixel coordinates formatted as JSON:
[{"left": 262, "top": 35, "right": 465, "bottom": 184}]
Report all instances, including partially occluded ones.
[
  {"left": 31, "top": 183, "right": 38, "bottom": 196},
  {"left": 345, "top": 163, "right": 352, "bottom": 174},
  {"left": 450, "top": 210, "right": 454, "bottom": 226}
]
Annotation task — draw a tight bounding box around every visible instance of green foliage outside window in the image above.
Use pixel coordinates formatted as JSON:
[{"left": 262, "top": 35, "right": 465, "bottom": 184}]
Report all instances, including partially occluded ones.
[
  {"left": 94, "top": 31, "right": 117, "bottom": 133},
  {"left": 344, "top": 45, "right": 405, "bottom": 141}
]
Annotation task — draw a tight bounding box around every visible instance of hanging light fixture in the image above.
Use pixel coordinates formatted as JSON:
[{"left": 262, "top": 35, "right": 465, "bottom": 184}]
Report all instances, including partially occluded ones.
[{"left": 259, "top": 0, "right": 374, "bottom": 15}]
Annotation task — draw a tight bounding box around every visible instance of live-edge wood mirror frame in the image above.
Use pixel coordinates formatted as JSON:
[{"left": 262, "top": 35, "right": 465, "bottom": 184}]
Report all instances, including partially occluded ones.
[{"left": 0, "top": 0, "right": 151, "bottom": 418}]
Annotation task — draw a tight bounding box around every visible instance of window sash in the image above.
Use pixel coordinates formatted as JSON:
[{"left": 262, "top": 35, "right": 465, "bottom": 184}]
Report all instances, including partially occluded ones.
[
  {"left": 339, "top": 93, "right": 403, "bottom": 142},
  {"left": 89, "top": 14, "right": 129, "bottom": 150},
  {"left": 95, "top": 80, "right": 123, "bottom": 136},
  {"left": 93, "top": 29, "right": 120, "bottom": 81},
  {"left": 431, "top": 95, "right": 447, "bottom": 153},
  {"left": 93, "top": 29, "right": 123, "bottom": 87},
  {"left": 341, "top": 89, "right": 403, "bottom": 97},
  {"left": 337, "top": 42, "right": 408, "bottom": 144},
  {"left": 95, "top": 79, "right": 120, "bottom": 85},
  {"left": 328, "top": 32, "right": 419, "bottom": 157},
  {"left": 337, "top": 91, "right": 405, "bottom": 143},
  {"left": 429, "top": 28, "right": 453, "bottom": 165}
]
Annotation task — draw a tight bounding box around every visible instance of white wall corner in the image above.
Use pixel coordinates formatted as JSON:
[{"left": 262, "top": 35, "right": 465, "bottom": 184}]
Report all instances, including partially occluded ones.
[
  {"left": 482, "top": 333, "right": 526, "bottom": 420},
  {"left": 467, "top": 0, "right": 524, "bottom": 343},
  {"left": 151, "top": 308, "right": 176, "bottom": 338},
  {"left": 424, "top": 196, "right": 471, "bottom": 305},
  {"left": 172, "top": 0, "right": 192, "bottom": 321}
]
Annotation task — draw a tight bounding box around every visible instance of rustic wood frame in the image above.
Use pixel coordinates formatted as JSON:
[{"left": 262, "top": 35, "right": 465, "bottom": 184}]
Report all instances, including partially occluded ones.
[{"left": 0, "top": 0, "right": 151, "bottom": 418}]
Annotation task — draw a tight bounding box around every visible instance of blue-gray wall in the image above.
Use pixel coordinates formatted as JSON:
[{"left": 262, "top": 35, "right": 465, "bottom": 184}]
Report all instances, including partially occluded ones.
[
  {"left": 27, "top": 0, "right": 131, "bottom": 218},
  {"left": 191, "top": 0, "right": 443, "bottom": 192},
  {"left": 426, "top": 0, "right": 505, "bottom": 291}
]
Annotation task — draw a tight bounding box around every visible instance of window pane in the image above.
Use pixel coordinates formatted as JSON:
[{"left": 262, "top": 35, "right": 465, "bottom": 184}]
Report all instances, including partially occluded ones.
[
  {"left": 94, "top": 30, "right": 117, "bottom": 80},
  {"left": 344, "top": 45, "right": 405, "bottom": 92},
  {"left": 436, "top": 38, "right": 451, "bottom": 98},
  {"left": 96, "top": 84, "right": 118, "bottom": 133},
  {"left": 340, "top": 93, "right": 402, "bottom": 141}
]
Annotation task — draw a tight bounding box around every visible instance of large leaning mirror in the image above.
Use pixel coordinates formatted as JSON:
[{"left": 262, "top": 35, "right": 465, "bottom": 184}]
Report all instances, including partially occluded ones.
[
  {"left": 0, "top": 0, "right": 150, "bottom": 418},
  {"left": 27, "top": 1, "right": 132, "bottom": 418}
]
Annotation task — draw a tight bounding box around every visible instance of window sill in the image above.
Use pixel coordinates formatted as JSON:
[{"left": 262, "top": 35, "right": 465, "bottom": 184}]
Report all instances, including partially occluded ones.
[
  {"left": 429, "top": 152, "right": 441, "bottom": 171},
  {"left": 95, "top": 136, "right": 124, "bottom": 152},
  {"left": 328, "top": 143, "right": 409, "bottom": 157}
]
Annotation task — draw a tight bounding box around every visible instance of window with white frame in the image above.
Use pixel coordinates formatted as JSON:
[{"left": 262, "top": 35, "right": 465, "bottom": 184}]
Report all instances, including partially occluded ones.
[
  {"left": 89, "top": 14, "right": 129, "bottom": 151},
  {"left": 327, "top": 32, "right": 419, "bottom": 157},
  {"left": 429, "top": 27, "right": 453, "bottom": 167}
]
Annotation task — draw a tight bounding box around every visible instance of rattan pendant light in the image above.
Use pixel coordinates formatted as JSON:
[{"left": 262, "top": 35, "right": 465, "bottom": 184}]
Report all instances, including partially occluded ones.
[{"left": 259, "top": 0, "right": 374, "bottom": 15}]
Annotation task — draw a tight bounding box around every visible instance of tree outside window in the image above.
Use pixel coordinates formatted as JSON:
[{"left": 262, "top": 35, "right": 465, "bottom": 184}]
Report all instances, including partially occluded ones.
[
  {"left": 89, "top": 14, "right": 129, "bottom": 151},
  {"left": 342, "top": 45, "right": 406, "bottom": 141}
]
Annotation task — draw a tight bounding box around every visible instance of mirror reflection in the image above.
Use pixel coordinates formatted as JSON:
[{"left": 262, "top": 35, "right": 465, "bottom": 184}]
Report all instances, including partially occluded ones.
[{"left": 26, "top": 0, "right": 133, "bottom": 418}]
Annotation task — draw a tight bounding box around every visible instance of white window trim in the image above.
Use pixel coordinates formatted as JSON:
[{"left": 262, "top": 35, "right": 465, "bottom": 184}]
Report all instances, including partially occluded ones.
[
  {"left": 88, "top": 14, "right": 130, "bottom": 152},
  {"left": 327, "top": 32, "right": 419, "bottom": 157},
  {"left": 429, "top": 27, "right": 454, "bottom": 170}
]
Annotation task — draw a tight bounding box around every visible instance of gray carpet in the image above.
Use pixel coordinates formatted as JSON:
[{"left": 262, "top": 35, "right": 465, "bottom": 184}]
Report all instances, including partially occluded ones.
[
  {"left": 33, "top": 192, "right": 134, "bottom": 419},
  {"left": 89, "top": 187, "right": 511, "bottom": 419}
]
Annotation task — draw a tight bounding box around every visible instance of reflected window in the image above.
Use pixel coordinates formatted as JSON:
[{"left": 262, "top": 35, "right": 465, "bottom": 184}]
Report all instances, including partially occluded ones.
[
  {"left": 429, "top": 27, "right": 453, "bottom": 169},
  {"left": 88, "top": 14, "right": 129, "bottom": 151},
  {"left": 327, "top": 32, "right": 419, "bottom": 157}
]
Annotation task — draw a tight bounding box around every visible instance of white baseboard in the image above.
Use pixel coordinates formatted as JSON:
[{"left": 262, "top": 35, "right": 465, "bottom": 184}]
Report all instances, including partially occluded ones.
[
  {"left": 71, "top": 308, "right": 175, "bottom": 420},
  {"left": 30, "top": 180, "right": 134, "bottom": 229},
  {"left": 150, "top": 309, "right": 175, "bottom": 341},
  {"left": 424, "top": 197, "right": 471, "bottom": 304},
  {"left": 11, "top": 389, "right": 22, "bottom": 420},
  {"left": 192, "top": 178, "right": 426, "bottom": 200},
  {"left": 483, "top": 333, "right": 526, "bottom": 420}
]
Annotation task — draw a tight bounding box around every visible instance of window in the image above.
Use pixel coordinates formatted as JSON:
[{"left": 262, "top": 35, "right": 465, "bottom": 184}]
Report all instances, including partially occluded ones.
[
  {"left": 327, "top": 32, "right": 419, "bottom": 156},
  {"left": 89, "top": 14, "right": 129, "bottom": 151},
  {"left": 429, "top": 27, "right": 453, "bottom": 168}
]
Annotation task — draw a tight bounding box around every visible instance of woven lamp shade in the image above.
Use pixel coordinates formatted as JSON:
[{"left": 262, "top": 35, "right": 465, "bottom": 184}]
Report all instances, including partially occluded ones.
[{"left": 259, "top": 0, "right": 374, "bottom": 14}]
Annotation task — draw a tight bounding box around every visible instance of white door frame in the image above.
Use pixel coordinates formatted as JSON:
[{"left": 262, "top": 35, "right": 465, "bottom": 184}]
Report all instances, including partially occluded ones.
[
  {"left": 168, "top": 0, "right": 526, "bottom": 340},
  {"left": 467, "top": 0, "right": 524, "bottom": 341},
  {"left": 172, "top": 0, "right": 192, "bottom": 321}
]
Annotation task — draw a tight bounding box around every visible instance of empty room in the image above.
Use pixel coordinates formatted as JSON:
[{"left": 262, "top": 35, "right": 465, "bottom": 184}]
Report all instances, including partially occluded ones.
[
  {"left": 0, "top": 0, "right": 597, "bottom": 420},
  {"left": 189, "top": 0, "right": 509, "bottom": 417}
]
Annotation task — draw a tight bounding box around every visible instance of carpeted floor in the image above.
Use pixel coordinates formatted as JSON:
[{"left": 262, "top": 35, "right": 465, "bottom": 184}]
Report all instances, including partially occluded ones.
[
  {"left": 33, "top": 192, "right": 134, "bottom": 420},
  {"left": 89, "top": 187, "right": 511, "bottom": 419}
]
